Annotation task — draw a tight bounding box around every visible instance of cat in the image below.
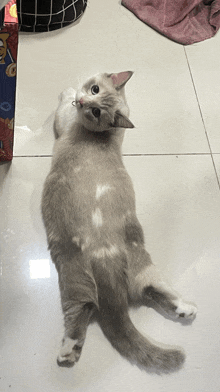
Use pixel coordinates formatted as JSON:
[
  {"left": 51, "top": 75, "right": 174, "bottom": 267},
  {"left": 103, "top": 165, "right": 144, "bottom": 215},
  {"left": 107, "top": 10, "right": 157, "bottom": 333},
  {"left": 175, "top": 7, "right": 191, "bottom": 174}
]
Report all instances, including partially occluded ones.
[{"left": 41, "top": 71, "right": 197, "bottom": 373}]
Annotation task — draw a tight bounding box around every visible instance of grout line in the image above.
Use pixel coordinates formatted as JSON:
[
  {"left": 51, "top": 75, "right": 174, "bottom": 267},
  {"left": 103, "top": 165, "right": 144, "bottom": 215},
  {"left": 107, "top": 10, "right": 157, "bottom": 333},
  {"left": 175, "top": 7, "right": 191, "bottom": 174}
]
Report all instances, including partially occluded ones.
[
  {"left": 13, "top": 155, "right": 52, "bottom": 158},
  {"left": 123, "top": 153, "right": 216, "bottom": 156},
  {"left": 13, "top": 152, "right": 220, "bottom": 158},
  {"left": 184, "top": 47, "right": 220, "bottom": 190}
]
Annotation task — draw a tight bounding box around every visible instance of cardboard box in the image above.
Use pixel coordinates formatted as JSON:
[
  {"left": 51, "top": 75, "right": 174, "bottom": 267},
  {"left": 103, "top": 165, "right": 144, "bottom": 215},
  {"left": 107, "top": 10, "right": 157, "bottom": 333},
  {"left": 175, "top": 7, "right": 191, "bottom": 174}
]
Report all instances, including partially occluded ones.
[{"left": 0, "top": 0, "right": 18, "bottom": 161}]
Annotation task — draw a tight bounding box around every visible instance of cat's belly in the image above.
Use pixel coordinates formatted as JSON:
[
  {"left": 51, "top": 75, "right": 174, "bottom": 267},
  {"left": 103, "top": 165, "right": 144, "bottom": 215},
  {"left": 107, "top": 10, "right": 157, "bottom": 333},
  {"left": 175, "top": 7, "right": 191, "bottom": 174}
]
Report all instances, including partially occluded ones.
[
  {"left": 71, "top": 182, "right": 135, "bottom": 238},
  {"left": 42, "top": 163, "right": 137, "bottom": 248}
]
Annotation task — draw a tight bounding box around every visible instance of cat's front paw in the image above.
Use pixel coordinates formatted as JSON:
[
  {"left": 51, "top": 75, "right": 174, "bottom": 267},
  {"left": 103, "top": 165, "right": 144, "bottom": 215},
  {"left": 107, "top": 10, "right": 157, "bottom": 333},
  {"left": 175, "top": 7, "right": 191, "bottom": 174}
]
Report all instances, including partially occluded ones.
[
  {"left": 174, "top": 299, "right": 197, "bottom": 320},
  {"left": 57, "top": 337, "right": 82, "bottom": 367},
  {"left": 58, "top": 88, "right": 76, "bottom": 103}
]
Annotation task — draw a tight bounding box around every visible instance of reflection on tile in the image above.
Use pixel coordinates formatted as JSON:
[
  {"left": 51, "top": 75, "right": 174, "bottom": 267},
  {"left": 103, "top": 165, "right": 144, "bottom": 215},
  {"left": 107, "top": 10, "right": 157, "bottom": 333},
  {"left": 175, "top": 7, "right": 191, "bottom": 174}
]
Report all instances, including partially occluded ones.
[
  {"left": 14, "top": 113, "right": 55, "bottom": 156},
  {"left": 29, "top": 259, "right": 50, "bottom": 279}
]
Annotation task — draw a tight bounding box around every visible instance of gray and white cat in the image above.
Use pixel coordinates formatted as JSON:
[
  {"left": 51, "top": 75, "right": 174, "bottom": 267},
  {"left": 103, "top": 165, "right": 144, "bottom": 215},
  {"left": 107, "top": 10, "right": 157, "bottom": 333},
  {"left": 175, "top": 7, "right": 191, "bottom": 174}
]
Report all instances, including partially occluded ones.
[{"left": 41, "top": 71, "right": 197, "bottom": 373}]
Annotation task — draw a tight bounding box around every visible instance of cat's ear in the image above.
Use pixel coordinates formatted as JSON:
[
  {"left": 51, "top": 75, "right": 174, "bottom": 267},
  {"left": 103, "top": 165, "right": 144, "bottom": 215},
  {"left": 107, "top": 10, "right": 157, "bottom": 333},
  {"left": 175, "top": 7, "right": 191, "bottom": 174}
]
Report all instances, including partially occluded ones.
[
  {"left": 108, "top": 71, "right": 133, "bottom": 90},
  {"left": 112, "top": 111, "right": 134, "bottom": 129}
]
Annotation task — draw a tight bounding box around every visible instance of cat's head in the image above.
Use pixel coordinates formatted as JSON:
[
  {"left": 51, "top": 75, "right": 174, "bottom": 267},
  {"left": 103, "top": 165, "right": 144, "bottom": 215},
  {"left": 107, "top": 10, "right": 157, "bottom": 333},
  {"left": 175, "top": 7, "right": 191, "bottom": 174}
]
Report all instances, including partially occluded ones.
[{"left": 75, "top": 71, "right": 134, "bottom": 132}]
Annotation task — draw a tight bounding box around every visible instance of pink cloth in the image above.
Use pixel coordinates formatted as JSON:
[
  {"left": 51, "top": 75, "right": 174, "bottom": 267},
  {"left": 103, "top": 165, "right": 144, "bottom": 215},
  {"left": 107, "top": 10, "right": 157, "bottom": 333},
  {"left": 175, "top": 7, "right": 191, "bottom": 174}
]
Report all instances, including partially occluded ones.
[{"left": 122, "top": 0, "right": 220, "bottom": 44}]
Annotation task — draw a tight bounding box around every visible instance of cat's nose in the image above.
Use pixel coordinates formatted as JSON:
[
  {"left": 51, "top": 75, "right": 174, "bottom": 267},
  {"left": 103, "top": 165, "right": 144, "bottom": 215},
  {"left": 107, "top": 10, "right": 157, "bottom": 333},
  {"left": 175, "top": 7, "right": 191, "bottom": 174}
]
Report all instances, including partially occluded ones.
[{"left": 79, "top": 98, "right": 84, "bottom": 107}]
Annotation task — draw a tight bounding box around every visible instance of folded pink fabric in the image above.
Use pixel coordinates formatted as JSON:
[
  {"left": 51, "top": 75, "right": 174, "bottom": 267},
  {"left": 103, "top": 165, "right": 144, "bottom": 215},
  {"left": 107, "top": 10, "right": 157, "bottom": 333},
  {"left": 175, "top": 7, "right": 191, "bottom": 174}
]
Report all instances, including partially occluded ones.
[{"left": 122, "top": 0, "right": 220, "bottom": 44}]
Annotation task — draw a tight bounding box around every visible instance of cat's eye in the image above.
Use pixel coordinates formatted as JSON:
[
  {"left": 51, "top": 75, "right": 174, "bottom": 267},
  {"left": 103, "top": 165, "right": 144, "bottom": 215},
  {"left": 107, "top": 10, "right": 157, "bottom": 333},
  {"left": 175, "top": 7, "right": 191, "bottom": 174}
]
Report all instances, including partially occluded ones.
[
  {"left": 91, "top": 85, "right": 99, "bottom": 95},
  {"left": 92, "top": 107, "right": 101, "bottom": 118}
]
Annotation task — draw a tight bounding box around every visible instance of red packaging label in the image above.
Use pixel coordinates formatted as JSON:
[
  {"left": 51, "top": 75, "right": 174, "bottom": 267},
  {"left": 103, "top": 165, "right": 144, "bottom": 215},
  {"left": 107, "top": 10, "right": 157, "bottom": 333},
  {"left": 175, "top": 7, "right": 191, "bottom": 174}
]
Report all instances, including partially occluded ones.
[{"left": 4, "top": 1, "right": 18, "bottom": 24}]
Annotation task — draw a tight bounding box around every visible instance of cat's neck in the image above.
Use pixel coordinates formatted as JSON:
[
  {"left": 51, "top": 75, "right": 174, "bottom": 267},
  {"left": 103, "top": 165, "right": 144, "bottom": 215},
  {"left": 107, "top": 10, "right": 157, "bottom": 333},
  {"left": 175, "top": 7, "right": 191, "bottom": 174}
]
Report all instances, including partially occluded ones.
[{"left": 68, "top": 123, "right": 125, "bottom": 154}]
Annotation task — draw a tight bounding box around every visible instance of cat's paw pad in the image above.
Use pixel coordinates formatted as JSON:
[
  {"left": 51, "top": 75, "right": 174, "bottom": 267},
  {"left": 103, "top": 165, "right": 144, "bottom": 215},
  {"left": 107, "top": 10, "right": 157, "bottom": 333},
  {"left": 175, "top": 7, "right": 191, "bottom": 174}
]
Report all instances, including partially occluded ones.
[
  {"left": 174, "top": 299, "right": 197, "bottom": 320},
  {"left": 57, "top": 337, "right": 82, "bottom": 367}
]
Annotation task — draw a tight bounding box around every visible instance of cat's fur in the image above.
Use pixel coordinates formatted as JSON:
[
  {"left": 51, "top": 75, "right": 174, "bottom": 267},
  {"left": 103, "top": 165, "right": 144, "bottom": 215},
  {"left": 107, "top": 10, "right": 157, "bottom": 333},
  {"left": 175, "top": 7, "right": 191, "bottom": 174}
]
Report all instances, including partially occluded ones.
[{"left": 41, "top": 71, "right": 197, "bottom": 373}]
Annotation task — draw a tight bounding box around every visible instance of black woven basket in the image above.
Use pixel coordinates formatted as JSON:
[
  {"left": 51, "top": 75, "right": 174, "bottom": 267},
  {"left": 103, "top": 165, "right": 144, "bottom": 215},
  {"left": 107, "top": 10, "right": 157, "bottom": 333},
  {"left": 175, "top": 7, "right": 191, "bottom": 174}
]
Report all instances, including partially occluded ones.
[{"left": 17, "top": 0, "right": 87, "bottom": 32}]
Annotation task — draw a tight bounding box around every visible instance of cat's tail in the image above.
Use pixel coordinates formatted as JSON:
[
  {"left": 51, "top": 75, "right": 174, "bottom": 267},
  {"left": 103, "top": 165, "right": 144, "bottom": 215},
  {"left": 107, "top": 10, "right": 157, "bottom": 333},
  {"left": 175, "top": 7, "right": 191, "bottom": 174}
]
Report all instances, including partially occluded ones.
[{"left": 92, "top": 257, "right": 185, "bottom": 373}]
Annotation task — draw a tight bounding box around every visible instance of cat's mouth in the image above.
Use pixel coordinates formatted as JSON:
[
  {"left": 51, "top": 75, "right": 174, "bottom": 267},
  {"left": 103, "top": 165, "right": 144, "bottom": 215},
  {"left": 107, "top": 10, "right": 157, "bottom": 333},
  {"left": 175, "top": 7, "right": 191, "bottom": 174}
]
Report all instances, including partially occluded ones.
[{"left": 75, "top": 99, "right": 83, "bottom": 109}]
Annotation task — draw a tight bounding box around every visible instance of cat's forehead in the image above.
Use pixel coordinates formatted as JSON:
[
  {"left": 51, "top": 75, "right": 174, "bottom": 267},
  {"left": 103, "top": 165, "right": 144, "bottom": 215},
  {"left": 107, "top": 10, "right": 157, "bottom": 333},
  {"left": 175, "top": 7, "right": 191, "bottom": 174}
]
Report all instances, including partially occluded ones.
[{"left": 82, "top": 74, "right": 112, "bottom": 91}]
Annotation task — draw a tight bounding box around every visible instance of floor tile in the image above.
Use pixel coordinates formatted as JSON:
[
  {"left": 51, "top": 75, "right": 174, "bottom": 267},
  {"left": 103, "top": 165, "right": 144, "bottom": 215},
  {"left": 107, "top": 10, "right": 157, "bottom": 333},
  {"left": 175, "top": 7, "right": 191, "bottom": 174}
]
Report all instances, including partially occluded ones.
[
  {"left": 2, "top": 0, "right": 220, "bottom": 390},
  {"left": 185, "top": 32, "right": 220, "bottom": 153},
  {"left": 1, "top": 154, "right": 220, "bottom": 391},
  {"left": 14, "top": 0, "right": 209, "bottom": 157},
  {"left": 213, "top": 154, "right": 220, "bottom": 185}
]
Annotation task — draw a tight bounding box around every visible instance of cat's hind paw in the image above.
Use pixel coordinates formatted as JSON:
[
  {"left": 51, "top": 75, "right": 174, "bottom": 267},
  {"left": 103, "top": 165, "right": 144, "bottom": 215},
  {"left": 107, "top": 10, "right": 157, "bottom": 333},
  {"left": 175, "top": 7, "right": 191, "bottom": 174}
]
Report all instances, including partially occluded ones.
[
  {"left": 174, "top": 299, "right": 197, "bottom": 320},
  {"left": 57, "top": 337, "right": 82, "bottom": 367}
]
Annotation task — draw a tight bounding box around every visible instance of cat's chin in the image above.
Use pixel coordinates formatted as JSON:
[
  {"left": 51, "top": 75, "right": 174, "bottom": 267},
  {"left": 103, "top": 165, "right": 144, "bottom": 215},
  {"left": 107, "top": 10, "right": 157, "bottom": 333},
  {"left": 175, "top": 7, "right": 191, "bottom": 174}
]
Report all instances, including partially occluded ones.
[
  {"left": 85, "top": 127, "right": 112, "bottom": 133},
  {"left": 82, "top": 124, "right": 119, "bottom": 133},
  {"left": 78, "top": 119, "right": 113, "bottom": 133}
]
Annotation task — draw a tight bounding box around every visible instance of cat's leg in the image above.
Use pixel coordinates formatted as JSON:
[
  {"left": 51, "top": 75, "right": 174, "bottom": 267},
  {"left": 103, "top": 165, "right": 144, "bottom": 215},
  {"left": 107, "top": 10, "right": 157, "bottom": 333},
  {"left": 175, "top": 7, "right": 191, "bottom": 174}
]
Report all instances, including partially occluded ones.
[
  {"left": 129, "top": 246, "right": 197, "bottom": 321},
  {"left": 54, "top": 87, "right": 76, "bottom": 138},
  {"left": 57, "top": 302, "right": 95, "bottom": 367},
  {"left": 54, "top": 252, "right": 98, "bottom": 367},
  {"left": 142, "top": 266, "right": 197, "bottom": 320}
]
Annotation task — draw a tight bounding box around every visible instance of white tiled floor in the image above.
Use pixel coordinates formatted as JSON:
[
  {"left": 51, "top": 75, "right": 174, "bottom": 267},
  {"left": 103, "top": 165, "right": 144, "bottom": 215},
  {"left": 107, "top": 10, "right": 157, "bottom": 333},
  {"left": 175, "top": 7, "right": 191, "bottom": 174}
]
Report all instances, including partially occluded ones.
[{"left": 1, "top": 1, "right": 220, "bottom": 391}]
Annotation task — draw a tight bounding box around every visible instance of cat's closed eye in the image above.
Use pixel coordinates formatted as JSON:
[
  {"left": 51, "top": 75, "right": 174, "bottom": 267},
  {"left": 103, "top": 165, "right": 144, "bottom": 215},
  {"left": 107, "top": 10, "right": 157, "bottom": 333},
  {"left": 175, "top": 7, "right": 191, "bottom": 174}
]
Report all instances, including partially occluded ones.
[
  {"left": 92, "top": 107, "right": 101, "bottom": 118},
  {"left": 91, "top": 85, "right": 99, "bottom": 95}
]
